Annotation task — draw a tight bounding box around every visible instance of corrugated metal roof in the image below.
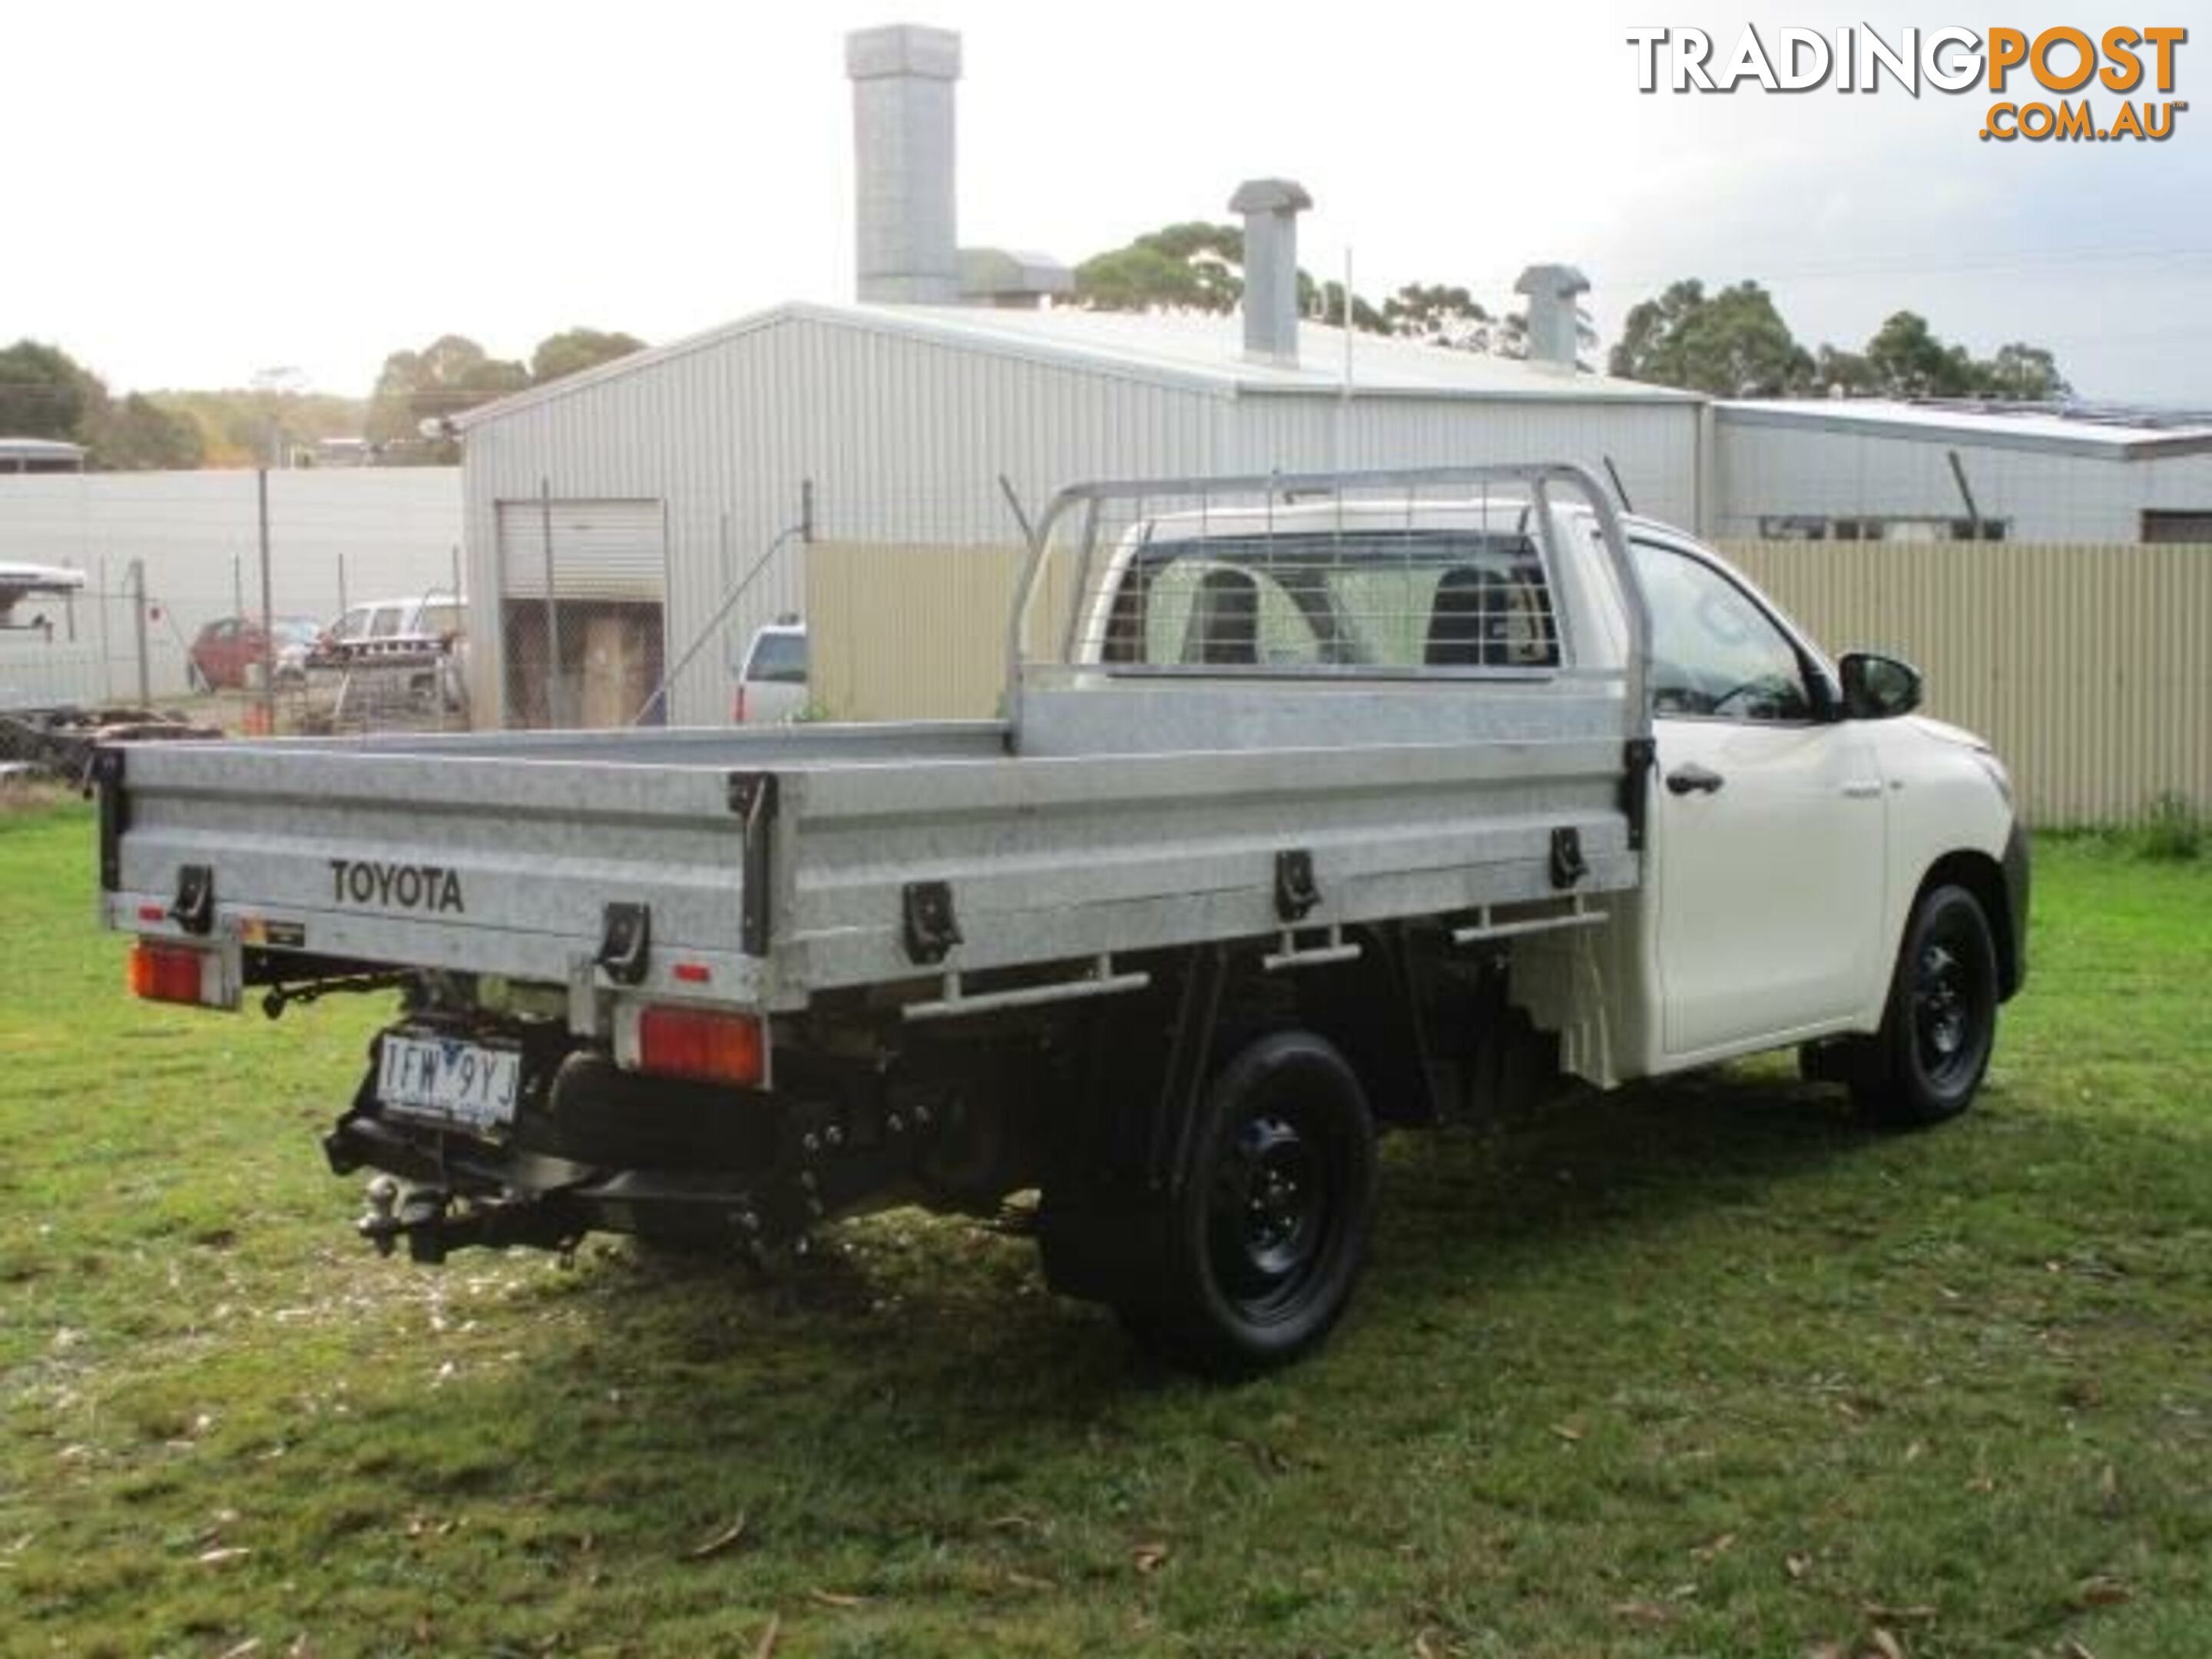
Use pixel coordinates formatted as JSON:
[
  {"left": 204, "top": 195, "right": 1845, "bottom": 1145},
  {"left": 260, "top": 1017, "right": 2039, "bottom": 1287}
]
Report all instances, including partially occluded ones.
[
  {"left": 1717, "top": 399, "right": 2212, "bottom": 460},
  {"left": 455, "top": 300, "right": 1701, "bottom": 431}
]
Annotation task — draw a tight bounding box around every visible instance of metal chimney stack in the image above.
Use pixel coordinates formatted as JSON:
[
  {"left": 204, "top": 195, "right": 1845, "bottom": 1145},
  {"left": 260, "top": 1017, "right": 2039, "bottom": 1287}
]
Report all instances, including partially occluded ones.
[
  {"left": 1515, "top": 264, "right": 1591, "bottom": 372},
  {"left": 1231, "top": 179, "right": 1312, "bottom": 367},
  {"left": 846, "top": 25, "right": 962, "bottom": 304}
]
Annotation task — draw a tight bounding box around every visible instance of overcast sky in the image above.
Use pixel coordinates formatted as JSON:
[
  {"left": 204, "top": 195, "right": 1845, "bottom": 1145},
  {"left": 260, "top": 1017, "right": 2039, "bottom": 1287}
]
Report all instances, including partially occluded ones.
[{"left": 7, "top": 2, "right": 2205, "bottom": 402}]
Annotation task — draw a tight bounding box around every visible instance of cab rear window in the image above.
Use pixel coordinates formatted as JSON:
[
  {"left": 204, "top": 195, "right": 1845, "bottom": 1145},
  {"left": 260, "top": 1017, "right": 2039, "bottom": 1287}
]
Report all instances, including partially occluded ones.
[{"left": 1101, "top": 530, "right": 1559, "bottom": 672}]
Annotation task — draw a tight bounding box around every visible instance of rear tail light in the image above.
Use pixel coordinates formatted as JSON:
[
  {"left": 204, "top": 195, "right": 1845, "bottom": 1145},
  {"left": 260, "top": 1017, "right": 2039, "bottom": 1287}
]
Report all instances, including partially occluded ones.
[
  {"left": 733, "top": 684, "right": 749, "bottom": 724},
  {"left": 128, "top": 940, "right": 227, "bottom": 1008},
  {"left": 621, "top": 1004, "right": 765, "bottom": 1087}
]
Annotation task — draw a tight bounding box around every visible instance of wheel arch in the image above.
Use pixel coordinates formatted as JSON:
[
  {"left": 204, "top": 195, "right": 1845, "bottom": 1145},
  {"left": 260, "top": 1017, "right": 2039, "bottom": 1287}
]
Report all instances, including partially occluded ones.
[{"left": 1913, "top": 849, "right": 2022, "bottom": 1002}]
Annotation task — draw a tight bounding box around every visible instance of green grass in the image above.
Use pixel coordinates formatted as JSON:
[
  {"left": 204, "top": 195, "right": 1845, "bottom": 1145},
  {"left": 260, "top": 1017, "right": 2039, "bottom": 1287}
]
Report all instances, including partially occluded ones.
[{"left": 4, "top": 803, "right": 2209, "bottom": 1657}]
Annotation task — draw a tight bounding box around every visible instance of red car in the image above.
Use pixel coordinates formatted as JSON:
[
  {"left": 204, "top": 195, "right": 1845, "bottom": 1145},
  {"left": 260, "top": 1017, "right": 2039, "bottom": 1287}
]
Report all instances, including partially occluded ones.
[{"left": 186, "top": 616, "right": 320, "bottom": 692}]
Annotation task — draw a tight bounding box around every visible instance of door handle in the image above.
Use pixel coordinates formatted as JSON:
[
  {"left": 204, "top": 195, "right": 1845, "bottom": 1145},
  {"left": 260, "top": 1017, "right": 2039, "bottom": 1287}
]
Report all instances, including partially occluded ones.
[{"left": 1666, "top": 763, "right": 1724, "bottom": 796}]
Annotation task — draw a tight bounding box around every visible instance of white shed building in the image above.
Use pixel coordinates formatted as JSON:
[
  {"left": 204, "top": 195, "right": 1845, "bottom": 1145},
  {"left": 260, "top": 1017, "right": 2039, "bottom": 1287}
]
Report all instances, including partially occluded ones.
[
  {"left": 452, "top": 301, "right": 1705, "bottom": 728},
  {"left": 1714, "top": 399, "right": 2212, "bottom": 545}
]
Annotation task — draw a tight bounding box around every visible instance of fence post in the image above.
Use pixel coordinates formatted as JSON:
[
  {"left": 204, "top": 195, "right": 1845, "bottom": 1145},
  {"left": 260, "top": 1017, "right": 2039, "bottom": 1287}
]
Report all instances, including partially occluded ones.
[
  {"left": 540, "top": 478, "right": 561, "bottom": 727},
  {"left": 257, "top": 467, "right": 275, "bottom": 730},
  {"left": 98, "top": 556, "right": 112, "bottom": 704},
  {"left": 128, "top": 558, "right": 150, "bottom": 707}
]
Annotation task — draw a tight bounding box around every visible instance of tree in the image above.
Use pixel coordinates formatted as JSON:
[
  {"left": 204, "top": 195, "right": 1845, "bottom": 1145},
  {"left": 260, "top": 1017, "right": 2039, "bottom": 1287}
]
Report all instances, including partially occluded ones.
[
  {"left": 1811, "top": 343, "right": 1878, "bottom": 397},
  {"left": 0, "top": 339, "right": 101, "bottom": 440},
  {"left": 1075, "top": 226, "right": 1520, "bottom": 353},
  {"left": 1974, "top": 341, "right": 2068, "bottom": 401},
  {"left": 1381, "top": 284, "right": 1493, "bottom": 350},
  {"left": 531, "top": 328, "right": 647, "bottom": 385},
  {"left": 1314, "top": 280, "right": 1387, "bottom": 335},
  {"left": 366, "top": 334, "right": 530, "bottom": 460},
  {"left": 84, "top": 393, "right": 204, "bottom": 470},
  {"left": 1609, "top": 280, "right": 1814, "bottom": 396},
  {"left": 148, "top": 389, "right": 368, "bottom": 468},
  {"left": 1614, "top": 286, "right": 2071, "bottom": 402},
  {"left": 1075, "top": 222, "right": 1247, "bottom": 313},
  {"left": 1863, "top": 310, "right": 1975, "bottom": 399}
]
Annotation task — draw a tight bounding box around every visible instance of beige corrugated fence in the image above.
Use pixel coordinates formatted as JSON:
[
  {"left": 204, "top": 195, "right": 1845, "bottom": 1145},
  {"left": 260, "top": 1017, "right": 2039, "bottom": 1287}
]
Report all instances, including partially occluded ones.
[
  {"left": 1720, "top": 541, "right": 2210, "bottom": 827},
  {"left": 811, "top": 537, "right": 2210, "bottom": 826},
  {"left": 808, "top": 541, "right": 1028, "bottom": 722}
]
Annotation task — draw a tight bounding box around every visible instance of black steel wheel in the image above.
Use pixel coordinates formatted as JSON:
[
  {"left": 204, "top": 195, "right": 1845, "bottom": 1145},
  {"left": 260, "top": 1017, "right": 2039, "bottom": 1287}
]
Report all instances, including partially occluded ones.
[
  {"left": 1131, "top": 1028, "right": 1377, "bottom": 1376},
  {"left": 1853, "top": 883, "right": 1999, "bottom": 1127}
]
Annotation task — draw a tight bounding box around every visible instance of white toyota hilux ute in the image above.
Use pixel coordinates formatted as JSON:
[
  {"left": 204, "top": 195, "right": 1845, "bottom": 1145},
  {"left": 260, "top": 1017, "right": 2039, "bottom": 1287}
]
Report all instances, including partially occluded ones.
[{"left": 98, "top": 465, "right": 2026, "bottom": 1377}]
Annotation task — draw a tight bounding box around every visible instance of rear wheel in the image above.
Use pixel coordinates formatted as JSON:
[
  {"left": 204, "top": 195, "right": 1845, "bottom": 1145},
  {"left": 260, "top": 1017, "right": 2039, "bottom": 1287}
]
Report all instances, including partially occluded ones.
[
  {"left": 1853, "top": 883, "right": 1999, "bottom": 1127},
  {"left": 1123, "top": 1029, "right": 1377, "bottom": 1376}
]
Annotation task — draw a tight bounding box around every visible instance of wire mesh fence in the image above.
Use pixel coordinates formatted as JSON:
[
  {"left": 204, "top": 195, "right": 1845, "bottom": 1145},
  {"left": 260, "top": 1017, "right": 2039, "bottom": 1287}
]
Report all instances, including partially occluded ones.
[{"left": 0, "top": 467, "right": 467, "bottom": 736}]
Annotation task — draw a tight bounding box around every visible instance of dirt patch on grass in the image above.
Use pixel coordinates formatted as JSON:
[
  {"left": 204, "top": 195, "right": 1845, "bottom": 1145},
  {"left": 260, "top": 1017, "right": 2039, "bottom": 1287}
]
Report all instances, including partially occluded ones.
[{"left": 0, "top": 776, "right": 78, "bottom": 814}]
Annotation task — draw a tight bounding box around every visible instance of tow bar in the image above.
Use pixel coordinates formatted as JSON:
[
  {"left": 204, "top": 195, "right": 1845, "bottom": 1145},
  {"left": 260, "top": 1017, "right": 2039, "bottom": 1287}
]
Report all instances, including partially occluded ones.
[{"left": 356, "top": 1176, "right": 581, "bottom": 1264}]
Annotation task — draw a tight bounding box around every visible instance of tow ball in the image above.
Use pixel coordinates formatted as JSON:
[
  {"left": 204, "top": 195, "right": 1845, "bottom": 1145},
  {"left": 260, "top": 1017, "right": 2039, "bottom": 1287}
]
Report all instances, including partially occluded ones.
[{"left": 357, "top": 1174, "right": 454, "bottom": 1262}]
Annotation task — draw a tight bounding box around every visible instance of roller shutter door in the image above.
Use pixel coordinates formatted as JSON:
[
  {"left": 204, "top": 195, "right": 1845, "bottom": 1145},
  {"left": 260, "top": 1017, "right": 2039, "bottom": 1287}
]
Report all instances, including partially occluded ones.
[{"left": 496, "top": 498, "right": 666, "bottom": 601}]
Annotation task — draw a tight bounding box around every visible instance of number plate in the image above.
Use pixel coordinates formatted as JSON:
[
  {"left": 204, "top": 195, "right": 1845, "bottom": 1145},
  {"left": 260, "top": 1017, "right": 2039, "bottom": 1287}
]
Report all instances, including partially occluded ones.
[{"left": 377, "top": 1032, "right": 521, "bottom": 1132}]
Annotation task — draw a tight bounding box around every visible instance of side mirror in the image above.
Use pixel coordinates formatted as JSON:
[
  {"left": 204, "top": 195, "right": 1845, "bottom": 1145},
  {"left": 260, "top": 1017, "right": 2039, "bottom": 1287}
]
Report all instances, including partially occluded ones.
[{"left": 1839, "top": 651, "right": 1923, "bottom": 720}]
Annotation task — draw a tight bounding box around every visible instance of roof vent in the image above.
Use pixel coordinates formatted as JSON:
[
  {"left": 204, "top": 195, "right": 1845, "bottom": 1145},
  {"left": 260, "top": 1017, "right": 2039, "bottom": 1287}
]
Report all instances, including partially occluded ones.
[
  {"left": 1230, "top": 178, "right": 1312, "bottom": 368},
  {"left": 957, "top": 247, "right": 1075, "bottom": 309},
  {"left": 1515, "top": 263, "right": 1591, "bottom": 373},
  {"left": 846, "top": 25, "right": 963, "bottom": 304}
]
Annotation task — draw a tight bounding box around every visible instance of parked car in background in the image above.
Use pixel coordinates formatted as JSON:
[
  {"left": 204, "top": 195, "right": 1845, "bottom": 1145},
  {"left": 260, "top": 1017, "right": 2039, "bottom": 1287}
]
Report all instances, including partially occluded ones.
[
  {"left": 315, "top": 594, "right": 465, "bottom": 665},
  {"left": 187, "top": 616, "right": 320, "bottom": 691},
  {"left": 733, "top": 620, "right": 808, "bottom": 723},
  {"left": 315, "top": 593, "right": 469, "bottom": 712}
]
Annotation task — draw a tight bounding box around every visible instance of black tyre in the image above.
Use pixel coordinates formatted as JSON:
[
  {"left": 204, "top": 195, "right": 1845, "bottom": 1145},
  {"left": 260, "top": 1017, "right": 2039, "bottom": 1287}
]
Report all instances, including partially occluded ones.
[
  {"left": 1853, "top": 883, "right": 1999, "bottom": 1128},
  {"left": 1127, "top": 1029, "right": 1377, "bottom": 1376}
]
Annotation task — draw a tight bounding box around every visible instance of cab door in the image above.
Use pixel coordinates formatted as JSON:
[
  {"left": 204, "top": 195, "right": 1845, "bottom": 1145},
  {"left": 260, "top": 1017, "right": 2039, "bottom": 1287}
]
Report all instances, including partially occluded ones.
[{"left": 1634, "top": 538, "right": 1889, "bottom": 1060}]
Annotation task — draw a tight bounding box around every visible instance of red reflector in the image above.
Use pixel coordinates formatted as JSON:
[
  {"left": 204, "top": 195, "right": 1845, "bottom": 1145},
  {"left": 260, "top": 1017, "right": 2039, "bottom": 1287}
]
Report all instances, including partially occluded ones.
[
  {"left": 129, "top": 940, "right": 210, "bottom": 1005},
  {"left": 672, "top": 962, "right": 711, "bottom": 985},
  {"left": 637, "top": 1006, "right": 763, "bottom": 1087},
  {"left": 137, "top": 904, "right": 166, "bottom": 922}
]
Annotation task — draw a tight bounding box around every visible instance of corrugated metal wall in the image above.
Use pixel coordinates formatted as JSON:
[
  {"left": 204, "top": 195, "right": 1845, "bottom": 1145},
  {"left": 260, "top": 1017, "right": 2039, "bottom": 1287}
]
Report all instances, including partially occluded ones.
[
  {"left": 1716, "top": 419, "right": 2212, "bottom": 541},
  {"left": 462, "top": 310, "right": 1703, "bottom": 727},
  {"left": 810, "top": 541, "right": 1025, "bottom": 720},
  {"left": 1723, "top": 539, "right": 2211, "bottom": 826},
  {"left": 1225, "top": 397, "right": 1700, "bottom": 529}
]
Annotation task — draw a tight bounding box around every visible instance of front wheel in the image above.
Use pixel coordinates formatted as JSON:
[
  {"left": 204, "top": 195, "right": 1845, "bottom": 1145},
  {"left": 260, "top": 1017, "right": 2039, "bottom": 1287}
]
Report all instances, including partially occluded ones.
[
  {"left": 1853, "top": 883, "right": 1999, "bottom": 1128},
  {"left": 1128, "top": 1029, "right": 1377, "bottom": 1376}
]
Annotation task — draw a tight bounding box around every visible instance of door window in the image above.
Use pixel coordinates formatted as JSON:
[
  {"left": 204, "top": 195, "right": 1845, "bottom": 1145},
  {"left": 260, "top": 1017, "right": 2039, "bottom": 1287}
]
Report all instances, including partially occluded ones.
[{"left": 1632, "top": 543, "right": 1814, "bottom": 722}]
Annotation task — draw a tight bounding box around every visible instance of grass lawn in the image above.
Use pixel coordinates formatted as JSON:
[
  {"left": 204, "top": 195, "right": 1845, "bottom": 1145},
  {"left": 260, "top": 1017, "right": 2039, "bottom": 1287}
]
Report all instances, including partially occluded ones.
[{"left": 3, "top": 800, "right": 2207, "bottom": 1657}]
